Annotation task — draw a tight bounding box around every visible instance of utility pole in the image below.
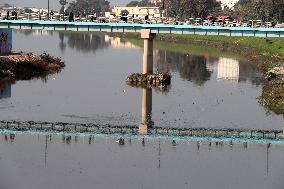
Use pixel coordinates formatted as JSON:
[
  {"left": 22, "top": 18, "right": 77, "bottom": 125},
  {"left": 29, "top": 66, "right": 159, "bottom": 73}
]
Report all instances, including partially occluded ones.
[{"left": 48, "top": 0, "right": 50, "bottom": 20}]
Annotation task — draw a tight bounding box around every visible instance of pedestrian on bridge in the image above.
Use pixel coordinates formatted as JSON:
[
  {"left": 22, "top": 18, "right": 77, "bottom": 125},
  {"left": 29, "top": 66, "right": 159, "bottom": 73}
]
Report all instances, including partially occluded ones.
[
  {"left": 5, "top": 11, "right": 10, "bottom": 20},
  {"left": 11, "top": 10, "right": 17, "bottom": 20},
  {"left": 69, "top": 12, "right": 74, "bottom": 22},
  {"left": 76, "top": 12, "right": 81, "bottom": 21}
]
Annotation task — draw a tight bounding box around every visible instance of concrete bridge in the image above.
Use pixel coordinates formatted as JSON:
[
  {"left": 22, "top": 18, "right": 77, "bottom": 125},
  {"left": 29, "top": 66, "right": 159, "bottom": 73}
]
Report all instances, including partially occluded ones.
[{"left": 1, "top": 20, "right": 284, "bottom": 37}]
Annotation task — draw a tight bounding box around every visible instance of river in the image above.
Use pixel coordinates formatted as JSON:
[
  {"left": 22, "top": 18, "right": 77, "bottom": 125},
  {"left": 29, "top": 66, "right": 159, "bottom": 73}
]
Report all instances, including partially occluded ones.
[{"left": 0, "top": 30, "right": 283, "bottom": 189}]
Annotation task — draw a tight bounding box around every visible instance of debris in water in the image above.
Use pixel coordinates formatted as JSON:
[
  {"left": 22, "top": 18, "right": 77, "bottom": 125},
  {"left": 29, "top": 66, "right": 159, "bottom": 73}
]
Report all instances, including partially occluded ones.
[
  {"left": 126, "top": 72, "right": 171, "bottom": 91},
  {"left": 116, "top": 138, "right": 125, "bottom": 145}
]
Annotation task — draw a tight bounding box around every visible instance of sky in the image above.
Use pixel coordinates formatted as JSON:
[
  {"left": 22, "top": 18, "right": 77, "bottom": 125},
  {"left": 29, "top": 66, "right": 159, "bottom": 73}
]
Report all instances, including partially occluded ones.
[{"left": 1, "top": 0, "right": 131, "bottom": 10}]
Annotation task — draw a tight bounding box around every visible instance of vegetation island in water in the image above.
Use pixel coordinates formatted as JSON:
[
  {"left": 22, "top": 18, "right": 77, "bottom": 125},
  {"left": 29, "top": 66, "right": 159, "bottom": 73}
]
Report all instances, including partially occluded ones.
[{"left": 0, "top": 52, "right": 65, "bottom": 81}]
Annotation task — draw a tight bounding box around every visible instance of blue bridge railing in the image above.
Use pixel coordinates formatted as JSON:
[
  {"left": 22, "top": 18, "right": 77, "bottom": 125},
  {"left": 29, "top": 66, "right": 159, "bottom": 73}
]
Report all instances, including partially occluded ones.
[{"left": 1, "top": 20, "right": 284, "bottom": 37}]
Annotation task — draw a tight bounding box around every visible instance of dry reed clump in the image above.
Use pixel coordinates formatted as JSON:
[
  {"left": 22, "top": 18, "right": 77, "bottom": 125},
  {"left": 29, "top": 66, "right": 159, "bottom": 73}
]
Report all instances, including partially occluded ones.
[
  {"left": 0, "top": 52, "right": 65, "bottom": 80},
  {"left": 126, "top": 72, "right": 171, "bottom": 91}
]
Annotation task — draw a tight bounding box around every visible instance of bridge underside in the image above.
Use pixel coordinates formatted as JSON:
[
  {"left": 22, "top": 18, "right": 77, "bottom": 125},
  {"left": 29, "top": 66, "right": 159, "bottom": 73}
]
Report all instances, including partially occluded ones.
[{"left": 1, "top": 20, "right": 284, "bottom": 37}]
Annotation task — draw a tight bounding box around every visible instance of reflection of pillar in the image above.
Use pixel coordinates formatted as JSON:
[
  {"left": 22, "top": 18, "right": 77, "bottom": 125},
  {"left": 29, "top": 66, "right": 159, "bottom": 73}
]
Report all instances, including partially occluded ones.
[
  {"left": 139, "top": 88, "right": 153, "bottom": 134},
  {"left": 141, "top": 29, "right": 156, "bottom": 74}
]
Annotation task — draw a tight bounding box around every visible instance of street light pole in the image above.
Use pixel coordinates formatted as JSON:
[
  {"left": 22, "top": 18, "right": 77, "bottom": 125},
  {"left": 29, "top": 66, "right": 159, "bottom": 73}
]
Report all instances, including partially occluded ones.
[{"left": 48, "top": 0, "right": 50, "bottom": 20}]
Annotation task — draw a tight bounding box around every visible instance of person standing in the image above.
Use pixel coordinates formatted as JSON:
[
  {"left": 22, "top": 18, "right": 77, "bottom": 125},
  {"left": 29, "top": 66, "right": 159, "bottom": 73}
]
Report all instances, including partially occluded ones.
[
  {"left": 6, "top": 11, "right": 10, "bottom": 20},
  {"left": 69, "top": 12, "right": 74, "bottom": 22}
]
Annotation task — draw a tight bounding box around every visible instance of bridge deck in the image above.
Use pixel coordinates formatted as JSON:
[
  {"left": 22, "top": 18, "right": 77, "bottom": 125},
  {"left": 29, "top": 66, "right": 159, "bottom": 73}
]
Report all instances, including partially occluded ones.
[
  {"left": 0, "top": 121, "right": 282, "bottom": 142},
  {"left": 1, "top": 20, "right": 284, "bottom": 37}
]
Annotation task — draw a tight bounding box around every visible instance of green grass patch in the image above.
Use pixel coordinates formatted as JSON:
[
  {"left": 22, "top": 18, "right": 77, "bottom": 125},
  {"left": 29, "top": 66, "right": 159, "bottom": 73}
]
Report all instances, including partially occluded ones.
[
  {"left": 129, "top": 38, "right": 245, "bottom": 60},
  {"left": 167, "top": 34, "right": 284, "bottom": 56}
]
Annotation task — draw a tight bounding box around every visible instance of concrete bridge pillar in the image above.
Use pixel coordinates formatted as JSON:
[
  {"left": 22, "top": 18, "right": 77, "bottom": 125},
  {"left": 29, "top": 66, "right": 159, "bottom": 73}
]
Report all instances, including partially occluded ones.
[
  {"left": 139, "top": 88, "right": 153, "bottom": 134},
  {"left": 139, "top": 29, "right": 155, "bottom": 134},
  {"left": 141, "top": 29, "right": 156, "bottom": 74}
]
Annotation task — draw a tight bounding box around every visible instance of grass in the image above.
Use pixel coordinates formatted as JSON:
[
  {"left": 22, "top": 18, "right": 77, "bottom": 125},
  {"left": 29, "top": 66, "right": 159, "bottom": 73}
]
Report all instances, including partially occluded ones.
[
  {"left": 118, "top": 32, "right": 284, "bottom": 62},
  {"left": 260, "top": 80, "right": 284, "bottom": 114},
  {"left": 129, "top": 38, "right": 245, "bottom": 59},
  {"left": 168, "top": 34, "right": 284, "bottom": 56}
]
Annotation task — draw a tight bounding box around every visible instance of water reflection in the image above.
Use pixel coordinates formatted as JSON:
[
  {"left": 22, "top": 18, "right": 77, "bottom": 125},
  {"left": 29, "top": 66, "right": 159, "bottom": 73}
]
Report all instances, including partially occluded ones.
[
  {"left": 156, "top": 51, "right": 262, "bottom": 85},
  {"left": 55, "top": 30, "right": 261, "bottom": 86},
  {"left": 15, "top": 30, "right": 110, "bottom": 54},
  {"left": 139, "top": 88, "right": 153, "bottom": 134},
  {"left": 0, "top": 131, "right": 278, "bottom": 189},
  {"left": 8, "top": 29, "right": 281, "bottom": 129},
  {"left": 206, "top": 57, "right": 262, "bottom": 84},
  {"left": 16, "top": 30, "right": 262, "bottom": 86},
  {"left": 0, "top": 81, "right": 11, "bottom": 99},
  {"left": 104, "top": 35, "right": 139, "bottom": 49},
  {"left": 155, "top": 51, "right": 211, "bottom": 85},
  {"left": 64, "top": 32, "right": 262, "bottom": 85},
  {"left": 59, "top": 32, "right": 109, "bottom": 53},
  {"left": 0, "top": 132, "right": 272, "bottom": 175},
  {"left": 216, "top": 57, "right": 240, "bottom": 81},
  {"left": 3, "top": 134, "right": 15, "bottom": 143},
  {"left": 0, "top": 132, "right": 272, "bottom": 151}
]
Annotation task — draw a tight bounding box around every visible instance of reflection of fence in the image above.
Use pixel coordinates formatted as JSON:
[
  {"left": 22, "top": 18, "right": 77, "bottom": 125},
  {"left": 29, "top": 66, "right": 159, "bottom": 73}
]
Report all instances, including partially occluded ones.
[{"left": 0, "top": 120, "right": 283, "bottom": 141}]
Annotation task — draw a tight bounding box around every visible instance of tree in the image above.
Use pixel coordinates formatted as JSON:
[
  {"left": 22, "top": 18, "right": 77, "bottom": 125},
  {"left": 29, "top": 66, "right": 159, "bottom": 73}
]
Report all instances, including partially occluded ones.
[
  {"left": 59, "top": 0, "right": 68, "bottom": 14},
  {"left": 126, "top": 0, "right": 150, "bottom": 7},
  {"left": 3, "top": 3, "right": 12, "bottom": 7},
  {"left": 232, "top": 0, "right": 284, "bottom": 22},
  {"left": 120, "top": 10, "right": 130, "bottom": 15},
  {"left": 24, "top": 8, "right": 33, "bottom": 13},
  {"left": 66, "top": 0, "right": 110, "bottom": 16},
  {"left": 163, "top": 0, "right": 221, "bottom": 19},
  {"left": 126, "top": 1, "right": 140, "bottom": 7}
]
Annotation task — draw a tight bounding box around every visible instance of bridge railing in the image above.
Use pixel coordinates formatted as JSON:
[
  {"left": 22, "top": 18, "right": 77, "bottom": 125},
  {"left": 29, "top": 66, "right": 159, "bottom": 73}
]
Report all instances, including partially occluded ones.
[{"left": 1, "top": 20, "right": 284, "bottom": 37}]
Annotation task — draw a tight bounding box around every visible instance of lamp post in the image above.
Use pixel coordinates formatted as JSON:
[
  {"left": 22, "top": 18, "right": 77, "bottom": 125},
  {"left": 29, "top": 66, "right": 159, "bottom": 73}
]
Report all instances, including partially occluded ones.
[{"left": 48, "top": 0, "right": 50, "bottom": 20}]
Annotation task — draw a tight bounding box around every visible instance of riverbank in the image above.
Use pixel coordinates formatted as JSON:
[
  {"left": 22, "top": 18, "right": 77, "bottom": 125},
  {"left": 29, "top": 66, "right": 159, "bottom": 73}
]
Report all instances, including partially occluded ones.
[
  {"left": 0, "top": 52, "right": 65, "bottom": 81},
  {"left": 110, "top": 32, "right": 284, "bottom": 115}
]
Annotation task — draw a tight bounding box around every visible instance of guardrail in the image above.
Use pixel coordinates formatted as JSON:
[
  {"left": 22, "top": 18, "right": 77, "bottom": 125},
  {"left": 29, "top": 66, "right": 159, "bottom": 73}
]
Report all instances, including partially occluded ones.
[{"left": 1, "top": 20, "right": 284, "bottom": 37}]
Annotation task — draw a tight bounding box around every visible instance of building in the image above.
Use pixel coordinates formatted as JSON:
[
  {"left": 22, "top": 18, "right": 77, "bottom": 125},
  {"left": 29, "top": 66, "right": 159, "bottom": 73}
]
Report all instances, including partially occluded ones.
[
  {"left": 24, "top": 7, "right": 49, "bottom": 13},
  {"left": 217, "top": 0, "right": 239, "bottom": 9},
  {"left": 111, "top": 6, "right": 160, "bottom": 18}
]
